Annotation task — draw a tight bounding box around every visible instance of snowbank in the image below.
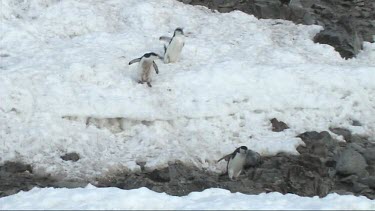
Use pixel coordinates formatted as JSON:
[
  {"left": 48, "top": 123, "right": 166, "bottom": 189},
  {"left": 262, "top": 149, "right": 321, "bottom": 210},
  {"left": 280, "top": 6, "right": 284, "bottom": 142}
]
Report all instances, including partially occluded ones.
[{"left": 1, "top": 185, "right": 374, "bottom": 210}]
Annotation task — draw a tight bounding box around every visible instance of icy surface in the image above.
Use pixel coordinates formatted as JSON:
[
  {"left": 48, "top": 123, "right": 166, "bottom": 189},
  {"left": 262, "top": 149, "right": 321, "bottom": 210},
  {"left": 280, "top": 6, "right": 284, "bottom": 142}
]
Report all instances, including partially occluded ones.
[
  {"left": 1, "top": 0, "right": 375, "bottom": 180},
  {"left": 0, "top": 185, "right": 374, "bottom": 210}
]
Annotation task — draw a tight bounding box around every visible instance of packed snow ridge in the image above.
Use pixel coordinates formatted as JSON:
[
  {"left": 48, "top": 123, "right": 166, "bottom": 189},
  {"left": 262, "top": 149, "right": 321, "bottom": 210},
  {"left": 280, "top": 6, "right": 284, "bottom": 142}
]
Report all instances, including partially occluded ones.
[
  {"left": 1, "top": 185, "right": 374, "bottom": 210},
  {"left": 1, "top": 0, "right": 374, "bottom": 180}
]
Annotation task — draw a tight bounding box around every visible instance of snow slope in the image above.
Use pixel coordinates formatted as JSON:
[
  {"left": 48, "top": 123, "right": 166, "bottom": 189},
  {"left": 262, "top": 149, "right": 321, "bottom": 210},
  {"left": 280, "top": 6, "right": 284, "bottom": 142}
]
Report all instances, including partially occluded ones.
[
  {"left": 1, "top": 185, "right": 374, "bottom": 210},
  {"left": 1, "top": 0, "right": 375, "bottom": 180}
]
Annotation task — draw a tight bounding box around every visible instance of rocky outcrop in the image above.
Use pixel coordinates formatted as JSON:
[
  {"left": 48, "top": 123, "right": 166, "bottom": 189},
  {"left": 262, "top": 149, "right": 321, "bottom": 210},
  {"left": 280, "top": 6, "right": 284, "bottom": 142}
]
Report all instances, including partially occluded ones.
[
  {"left": 179, "top": 0, "right": 375, "bottom": 59},
  {"left": 97, "top": 130, "right": 375, "bottom": 199},
  {"left": 1, "top": 130, "right": 374, "bottom": 199},
  {"left": 0, "top": 161, "right": 88, "bottom": 197}
]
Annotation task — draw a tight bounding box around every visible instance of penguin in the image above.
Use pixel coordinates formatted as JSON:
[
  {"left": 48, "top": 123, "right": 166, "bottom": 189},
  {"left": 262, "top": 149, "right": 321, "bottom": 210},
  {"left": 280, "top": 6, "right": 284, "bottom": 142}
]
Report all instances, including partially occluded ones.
[
  {"left": 159, "top": 27, "right": 185, "bottom": 63},
  {"left": 218, "top": 146, "right": 248, "bottom": 180},
  {"left": 128, "top": 52, "right": 162, "bottom": 87},
  {"left": 279, "top": 0, "right": 291, "bottom": 6}
]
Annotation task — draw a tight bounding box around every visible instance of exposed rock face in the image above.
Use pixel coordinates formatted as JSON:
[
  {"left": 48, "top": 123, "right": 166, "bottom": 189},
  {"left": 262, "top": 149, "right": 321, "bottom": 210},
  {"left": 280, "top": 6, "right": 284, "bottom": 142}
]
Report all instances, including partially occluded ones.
[
  {"left": 335, "top": 147, "right": 368, "bottom": 176},
  {"left": 97, "top": 130, "right": 375, "bottom": 199},
  {"left": 1, "top": 130, "right": 374, "bottom": 199},
  {"left": 0, "top": 162, "right": 85, "bottom": 198},
  {"left": 178, "top": 0, "right": 375, "bottom": 59},
  {"left": 313, "top": 15, "right": 363, "bottom": 59},
  {"left": 330, "top": 127, "right": 352, "bottom": 142},
  {"left": 3, "top": 161, "right": 32, "bottom": 174}
]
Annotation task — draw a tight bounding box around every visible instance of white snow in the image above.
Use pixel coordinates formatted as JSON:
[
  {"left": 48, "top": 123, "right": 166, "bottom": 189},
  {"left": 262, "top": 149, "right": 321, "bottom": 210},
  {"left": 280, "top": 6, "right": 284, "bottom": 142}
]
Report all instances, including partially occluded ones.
[
  {"left": 1, "top": 185, "right": 374, "bottom": 210},
  {"left": 1, "top": 0, "right": 375, "bottom": 181}
]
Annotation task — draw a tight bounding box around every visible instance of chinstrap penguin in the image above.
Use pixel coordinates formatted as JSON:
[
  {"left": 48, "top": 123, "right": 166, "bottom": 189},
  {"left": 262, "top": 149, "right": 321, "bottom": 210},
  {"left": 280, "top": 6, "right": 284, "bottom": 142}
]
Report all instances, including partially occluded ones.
[
  {"left": 218, "top": 146, "right": 248, "bottom": 180},
  {"left": 128, "top": 52, "right": 162, "bottom": 87},
  {"left": 159, "top": 27, "right": 185, "bottom": 63}
]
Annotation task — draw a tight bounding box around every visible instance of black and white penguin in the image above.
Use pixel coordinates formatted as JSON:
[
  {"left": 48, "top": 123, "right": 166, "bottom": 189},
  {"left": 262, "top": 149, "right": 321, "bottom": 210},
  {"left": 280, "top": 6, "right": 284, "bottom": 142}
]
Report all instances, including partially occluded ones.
[
  {"left": 128, "top": 52, "right": 162, "bottom": 87},
  {"left": 159, "top": 27, "right": 185, "bottom": 63},
  {"left": 218, "top": 146, "right": 248, "bottom": 180}
]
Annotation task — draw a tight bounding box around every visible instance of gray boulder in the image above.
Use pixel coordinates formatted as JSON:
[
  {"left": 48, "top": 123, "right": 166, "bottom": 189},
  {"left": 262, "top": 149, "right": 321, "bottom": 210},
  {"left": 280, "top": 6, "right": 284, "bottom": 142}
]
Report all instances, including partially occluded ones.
[
  {"left": 359, "top": 176, "right": 375, "bottom": 189},
  {"left": 363, "top": 147, "right": 375, "bottom": 165},
  {"left": 245, "top": 150, "right": 262, "bottom": 169},
  {"left": 335, "top": 148, "right": 367, "bottom": 176},
  {"left": 314, "top": 15, "right": 363, "bottom": 59}
]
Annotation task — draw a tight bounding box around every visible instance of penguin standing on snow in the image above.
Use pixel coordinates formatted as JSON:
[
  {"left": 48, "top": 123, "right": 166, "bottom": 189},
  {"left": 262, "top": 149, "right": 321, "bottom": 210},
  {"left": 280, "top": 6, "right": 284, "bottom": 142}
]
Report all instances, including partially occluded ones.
[
  {"left": 159, "top": 27, "right": 185, "bottom": 63},
  {"left": 128, "top": 52, "right": 162, "bottom": 87},
  {"left": 218, "top": 146, "right": 248, "bottom": 180}
]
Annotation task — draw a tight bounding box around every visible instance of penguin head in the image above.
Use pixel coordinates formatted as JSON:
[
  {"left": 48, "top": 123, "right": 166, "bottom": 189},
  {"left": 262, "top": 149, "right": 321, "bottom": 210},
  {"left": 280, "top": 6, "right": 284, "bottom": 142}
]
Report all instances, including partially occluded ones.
[
  {"left": 239, "top": 146, "right": 248, "bottom": 154},
  {"left": 143, "top": 52, "right": 162, "bottom": 60},
  {"left": 174, "top": 27, "right": 184, "bottom": 36}
]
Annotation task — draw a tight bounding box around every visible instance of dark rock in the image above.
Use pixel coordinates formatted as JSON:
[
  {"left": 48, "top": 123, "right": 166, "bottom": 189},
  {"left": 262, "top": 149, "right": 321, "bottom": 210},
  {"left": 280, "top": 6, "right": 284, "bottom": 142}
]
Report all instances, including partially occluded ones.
[
  {"left": 353, "top": 181, "right": 369, "bottom": 193},
  {"left": 359, "top": 176, "right": 375, "bottom": 188},
  {"left": 280, "top": 0, "right": 291, "bottom": 7},
  {"left": 298, "top": 154, "right": 326, "bottom": 176},
  {"left": 61, "top": 152, "right": 80, "bottom": 162},
  {"left": 244, "top": 149, "right": 262, "bottom": 169},
  {"left": 311, "top": 141, "right": 329, "bottom": 157},
  {"left": 325, "top": 159, "right": 336, "bottom": 168},
  {"left": 297, "top": 131, "right": 322, "bottom": 141},
  {"left": 270, "top": 118, "right": 289, "bottom": 132},
  {"left": 0, "top": 161, "right": 87, "bottom": 198},
  {"left": 329, "top": 127, "right": 352, "bottom": 142},
  {"left": 297, "top": 131, "right": 337, "bottom": 157},
  {"left": 179, "top": 0, "right": 375, "bottom": 58},
  {"left": 352, "top": 120, "right": 362, "bottom": 126},
  {"left": 367, "top": 165, "right": 375, "bottom": 176},
  {"left": 348, "top": 143, "right": 365, "bottom": 154},
  {"left": 314, "top": 15, "right": 363, "bottom": 59},
  {"left": 339, "top": 174, "right": 359, "bottom": 184},
  {"left": 351, "top": 135, "right": 370, "bottom": 145},
  {"left": 3, "top": 130, "right": 375, "bottom": 200},
  {"left": 363, "top": 148, "right": 375, "bottom": 164},
  {"left": 3, "top": 161, "right": 32, "bottom": 173},
  {"left": 335, "top": 148, "right": 367, "bottom": 176},
  {"left": 147, "top": 169, "right": 170, "bottom": 183}
]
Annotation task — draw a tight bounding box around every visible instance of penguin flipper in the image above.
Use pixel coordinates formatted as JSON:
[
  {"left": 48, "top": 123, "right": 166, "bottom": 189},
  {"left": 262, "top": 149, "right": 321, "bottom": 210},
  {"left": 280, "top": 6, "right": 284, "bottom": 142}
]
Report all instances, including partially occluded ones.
[
  {"left": 217, "top": 153, "right": 232, "bottom": 163},
  {"left": 163, "top": 44, "right": 167, "bottom": 55},
  {"left": 159, "top": 36, "right": 172, "bottom": 43},
  {"left": 129, "top": 58, "right": 141, "bottom": 65},
  {"left": 153, "top": 61, "right": 159, "bottom": 74}
]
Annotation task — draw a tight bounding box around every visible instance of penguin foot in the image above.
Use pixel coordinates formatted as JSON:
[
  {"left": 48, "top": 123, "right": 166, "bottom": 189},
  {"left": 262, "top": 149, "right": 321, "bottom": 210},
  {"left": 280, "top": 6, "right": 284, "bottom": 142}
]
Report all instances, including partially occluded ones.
[
  {"left": 147, "top": 82, "right": 152, "bottom": 88},
  {"left": 138, "top": 80, "right": 144, "bottom": 84}
]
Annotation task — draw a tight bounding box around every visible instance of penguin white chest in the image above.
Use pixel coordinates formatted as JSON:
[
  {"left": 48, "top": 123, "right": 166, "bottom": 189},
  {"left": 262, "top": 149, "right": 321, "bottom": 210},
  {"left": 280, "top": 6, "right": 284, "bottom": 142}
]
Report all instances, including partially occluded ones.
[
  {"left": 138, "top": 59, "right": 154, "bottom": 82},
  {"left": 228, "top": 153, "right": 246, "bottom": 180},
  {"left": 165, "top": 36, "right": 184, "bottom": 63}
]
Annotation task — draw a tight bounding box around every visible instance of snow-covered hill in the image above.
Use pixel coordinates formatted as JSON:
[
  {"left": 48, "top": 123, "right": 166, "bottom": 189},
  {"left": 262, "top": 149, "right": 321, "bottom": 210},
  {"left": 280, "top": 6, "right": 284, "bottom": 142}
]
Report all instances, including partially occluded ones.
[{"left": 1, "top": 0, "right": 374, "bottom": 180}]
